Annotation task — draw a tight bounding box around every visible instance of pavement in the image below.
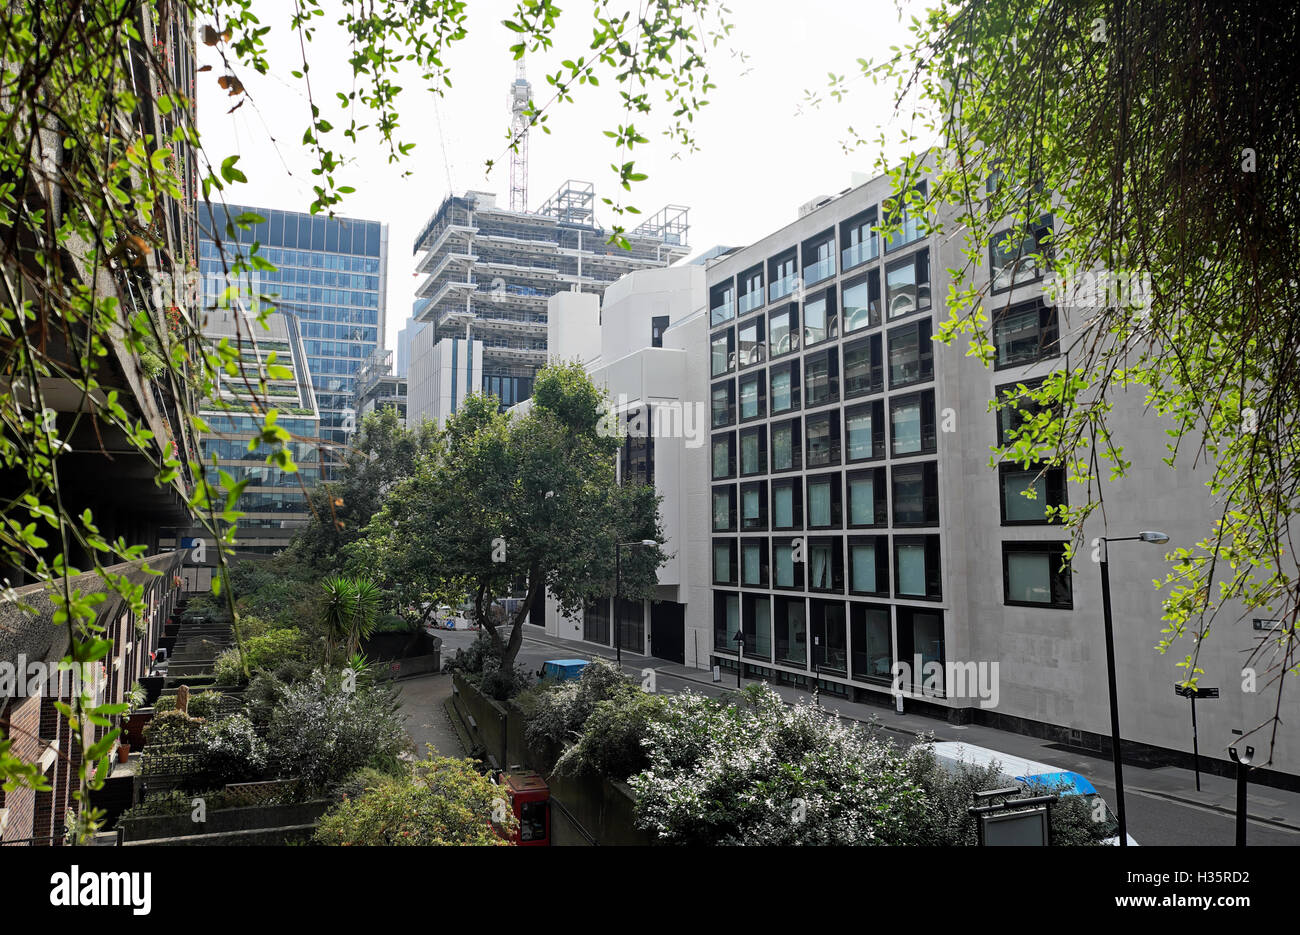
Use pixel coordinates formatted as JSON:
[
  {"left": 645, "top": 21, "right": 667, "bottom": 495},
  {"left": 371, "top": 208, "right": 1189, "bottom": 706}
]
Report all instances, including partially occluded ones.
[
  {"left": 395, "top": 671, "right": 466, "bottom": 759},
  {"left": 428, "top": 626, "right": 1300, "bottom": 845}
]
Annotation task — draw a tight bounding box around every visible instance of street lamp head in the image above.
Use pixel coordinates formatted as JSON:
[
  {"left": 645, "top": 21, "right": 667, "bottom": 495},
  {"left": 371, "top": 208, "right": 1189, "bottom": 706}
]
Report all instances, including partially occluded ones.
[
  {"left": 1138, "top": 531, "right": 1170, "bottom": 544},
  {"left": 640, "top": 539, "right": 657, "bottom": 547}
]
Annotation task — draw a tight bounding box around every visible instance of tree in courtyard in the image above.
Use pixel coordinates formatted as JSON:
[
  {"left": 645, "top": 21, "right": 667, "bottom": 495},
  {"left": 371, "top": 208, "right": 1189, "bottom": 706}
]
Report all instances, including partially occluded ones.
[
  {"left": 361, "top": 362, "right": 665, "bottom": 671},
  {"left": 291, "top": 408, "right": 438, "bottom": 573}
]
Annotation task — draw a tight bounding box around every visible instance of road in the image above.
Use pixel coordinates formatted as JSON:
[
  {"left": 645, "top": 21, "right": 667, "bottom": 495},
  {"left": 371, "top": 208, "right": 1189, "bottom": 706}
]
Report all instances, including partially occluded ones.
[{"left": 431, "top": 627, "right": 1300, "bottom": 846}]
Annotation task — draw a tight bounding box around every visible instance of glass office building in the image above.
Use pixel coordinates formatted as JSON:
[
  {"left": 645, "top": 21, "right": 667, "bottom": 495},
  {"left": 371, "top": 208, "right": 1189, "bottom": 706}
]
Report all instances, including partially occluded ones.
[{"left": 198, "top": 202, "right": 388, "bottom": 476}]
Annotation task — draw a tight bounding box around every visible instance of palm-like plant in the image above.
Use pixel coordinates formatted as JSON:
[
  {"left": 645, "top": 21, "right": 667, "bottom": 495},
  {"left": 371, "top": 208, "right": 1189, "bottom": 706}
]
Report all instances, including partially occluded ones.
[{"left": 321, "top": 575, "right": 383, "bottom": 662}]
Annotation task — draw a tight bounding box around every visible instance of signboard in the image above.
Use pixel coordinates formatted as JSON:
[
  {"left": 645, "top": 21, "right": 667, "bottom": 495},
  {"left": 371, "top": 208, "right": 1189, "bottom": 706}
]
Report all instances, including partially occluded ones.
[
  {"left": 1175, "top": 684, "right": 1219, "bottom": 699},
  {"left": 980, "top": 807, "right": 1050, "bottom": 846}
]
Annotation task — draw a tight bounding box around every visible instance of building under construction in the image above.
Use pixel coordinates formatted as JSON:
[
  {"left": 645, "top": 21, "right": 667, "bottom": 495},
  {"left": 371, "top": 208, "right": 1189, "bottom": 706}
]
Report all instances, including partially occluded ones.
[{"left": 408, "top": 181, "right": 691, "bottom": 423}]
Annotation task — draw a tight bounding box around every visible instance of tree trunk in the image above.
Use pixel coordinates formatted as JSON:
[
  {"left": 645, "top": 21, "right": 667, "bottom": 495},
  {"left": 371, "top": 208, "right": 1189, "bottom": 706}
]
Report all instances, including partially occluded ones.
[
  {"left": 499, "top": 563, "right": 544, "bottom": 669},
  {"left": 474, "top": 579, "right": 504, "bottom": 655}
]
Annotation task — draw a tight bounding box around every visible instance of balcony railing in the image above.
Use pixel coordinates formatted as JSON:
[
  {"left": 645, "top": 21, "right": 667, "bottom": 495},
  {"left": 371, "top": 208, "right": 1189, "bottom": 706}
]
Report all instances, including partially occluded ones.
[
  {"left": 803, "top": 255, "right": 836, "bottom": 285},
  {"left": 842, "top": 239, "right": 878, "bottom": 270},
  {"left": 710, "top": 298, "right": 734, "bottom": 326},
  {"left": 769, "top": 275, "right": 797, "bottom": 302},
  {"left": 738, "top": 290, "right": 763, "bottom": 314}
]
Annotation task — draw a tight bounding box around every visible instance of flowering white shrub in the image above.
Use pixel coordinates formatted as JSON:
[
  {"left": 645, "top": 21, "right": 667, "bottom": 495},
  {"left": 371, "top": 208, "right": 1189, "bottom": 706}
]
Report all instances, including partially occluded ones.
[
  {"left": 199, "top": 714, "right": 269, "bottom": 784},
  {"left": 267, "top": 669, "right": 411, "bottom": 792},
  {"left": 629, "top": 684, "right": 927, "bottom": 845}
]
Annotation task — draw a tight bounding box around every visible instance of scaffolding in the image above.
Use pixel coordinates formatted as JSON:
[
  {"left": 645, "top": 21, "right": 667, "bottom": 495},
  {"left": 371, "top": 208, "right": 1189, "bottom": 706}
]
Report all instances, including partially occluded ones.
[
  {"left": 537, "top": 180, "right": 595, "bottom": 225},
  {"left": 633, "top": 204, "right": 691, "bottom": 247}
]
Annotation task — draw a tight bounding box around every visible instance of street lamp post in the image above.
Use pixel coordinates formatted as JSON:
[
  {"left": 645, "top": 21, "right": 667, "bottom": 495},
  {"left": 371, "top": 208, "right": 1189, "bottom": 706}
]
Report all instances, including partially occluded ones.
[
  {"left": 1228, "top": 740, "right": 1254, "bottom": 847},
  {"left": 614, "top": 539, "right": 657, "bottom": 670},
  {"left": 1097, "top": 530, "right": 1169, "bottom": 847},
  {"left": 733, "top": 629, "right": 744, "bottom": 688}
]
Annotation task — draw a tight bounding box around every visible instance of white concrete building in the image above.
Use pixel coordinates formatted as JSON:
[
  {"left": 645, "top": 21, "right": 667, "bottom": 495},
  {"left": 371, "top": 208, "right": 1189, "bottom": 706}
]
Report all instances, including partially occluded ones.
[
  {"left": 703, "top": 162, "right": 1300, "bottom": 779},
  {"left": 530, "top": 266, "right": 714, "bottom": 667}
]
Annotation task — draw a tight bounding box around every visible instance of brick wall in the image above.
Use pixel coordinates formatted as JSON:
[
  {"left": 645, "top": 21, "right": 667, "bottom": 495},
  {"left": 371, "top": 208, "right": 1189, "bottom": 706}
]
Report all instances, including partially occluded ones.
[{"left": 0, "top": 694, "right": 42, "bottom": 843}]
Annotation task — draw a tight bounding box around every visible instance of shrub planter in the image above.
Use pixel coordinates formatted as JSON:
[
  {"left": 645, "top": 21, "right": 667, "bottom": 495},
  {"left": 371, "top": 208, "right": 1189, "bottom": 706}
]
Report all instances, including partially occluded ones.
[{"left": 117, "top": 800, "right": 333, "bottom": 843}]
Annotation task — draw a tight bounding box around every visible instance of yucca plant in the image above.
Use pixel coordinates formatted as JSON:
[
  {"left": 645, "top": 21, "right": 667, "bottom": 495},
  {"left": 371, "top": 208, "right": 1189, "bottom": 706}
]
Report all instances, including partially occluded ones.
[{"left": 321, "top": 575, "right": 383, "bottom": 663}]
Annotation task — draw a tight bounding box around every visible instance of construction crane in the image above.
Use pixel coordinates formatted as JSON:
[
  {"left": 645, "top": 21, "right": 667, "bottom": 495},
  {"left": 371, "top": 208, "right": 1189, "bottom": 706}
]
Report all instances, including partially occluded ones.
[{"left": 508, "top": 59, "right": 532, "bottom": 212}]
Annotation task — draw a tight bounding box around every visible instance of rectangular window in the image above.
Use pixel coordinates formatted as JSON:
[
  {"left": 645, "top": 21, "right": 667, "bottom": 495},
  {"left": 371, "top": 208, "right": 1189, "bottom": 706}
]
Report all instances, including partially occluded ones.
[
  {"left": 711, "top": 380, "right": 735, "bottom": 428},
  {"left": 842, "top": 269, "right": 881, "bottom": 334},
  {"left": 803, "top": 289, "right": 838, "bottom": 346},
  {"left": 851, "top": 603, "right": 892, "bottom": 684},
  {"left": 993, "top": 300, "right": 1059, "bottom": 369},
  {"left": 806, "top": 473, "right": 842, "bottom": 529},
  {"left": 995, "top": 378, "right": 1049, "bottom": 447},
  {"left": 770, "top": 360, "right": 800, "bottom": 414},
  {"left": 885, "top": 248, "right": 931, "bottom": 321},
  {"left": 769, "top": 252, "right": 798, "bottom": 302},
  {"left": 773, "top": 595, "right": 807, "bottom": 667},
  {"left": 741, "top": 538, "right": 769, "bottom": 587},
  {"left": 804, "top": 348, "right": 839, "bottom": 408},
  {"left": 1003, "top": 541, "right": 1072, "bottom": 608},
  {"left": 883, "top": 181, "right": 927, "bottom": 252},
  {"left": 846, "top": 467, "right": 888, "bottom": 527},
  {"left": 713, "top": 538, "right": 738, "bottom": 586},
  {"left": 849, "top": 535, "right": 890, "bottom": 596},
  {"left": 810, "top": 599, "right": 848, "bottom": 673},
  {"left": 887, "top": 318, "right": 934, "bottom": 389},
  {"left": 770, "top": 418, "right": 802, "bottom": 472},
  {"left": 897, "top": 606, "right": 944, "bottom": 694},
  {"left": 889, "top": 390, "right": 936, "bottom": 457},
  {"left": 990, "top": 215, "right": 1053, "bottom": 293},
  {"left": 892, "top": 461, "right": 939, "bottom": 526},
  {"left": 739, "top": 373, "right": 766, "bottom": 421},
  {"left": 803, "top": 233, "right": 836, "bottom": 286},
  {"left": 894, "top": 535, "right": 942, "bottom": 600},
  {"left": 711, "top": 328, "right": 735, "bottom": 377},
  {"left": 841, "top": 208, "right": 879, "bottom": 271},
  {"left": 743, "top": 594, "right": 772, "bottom": 660},
  {"left": 807, "top": 539, "right": 843, "bottom": 593},
  {"left": 768, "top": 303, "right": 799, "bottom": 358},
  {"left": 713, "top": 592, "right": 740, "bottom": 651},
  {"left": 651, "top": 314, "right": 669, "bottom": 347},
  {"left": 740, "top": 426, "right": 767, "bottom": 475},
  {"left": 710, "top": 281, "right": 735, "bottom": 326},
  {"left": 844, "top": 334, "right": 884, "bottom": 398},
  {"left": 1000, "top": 462, "right": 1066, "bottom": 524},
  {"left": 712, "top": 484, "right": 737, "bottom": 532},
  {"left": 773, "top": 538, "right": 805, "bottom": 591},
  {"left": 711, "top": 432, "right": 736, "bottom": 479},
  {"left": 738, "top": 317, "right": 766, "bottom": 367},
  {"left": 771, "top": 478, "right": 803, "bottom": 530},
  {"left": 740, "top": 480, "right": 768, "bottom": 531},
  {"left": 738, "top": 265, "right": 765, "bottom": 315},
  {"left": 805, "top": 411, "right": 841, "bottom": 468},
  {"left": 844, "top": 400, "right": 885, "bottom": 462}
]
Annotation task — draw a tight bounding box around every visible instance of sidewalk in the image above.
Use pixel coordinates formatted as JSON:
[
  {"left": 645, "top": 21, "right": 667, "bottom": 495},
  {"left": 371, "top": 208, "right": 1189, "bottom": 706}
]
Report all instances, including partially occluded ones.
[{"left": 516, "top": 628, "right": 1300, "bottom": 832}]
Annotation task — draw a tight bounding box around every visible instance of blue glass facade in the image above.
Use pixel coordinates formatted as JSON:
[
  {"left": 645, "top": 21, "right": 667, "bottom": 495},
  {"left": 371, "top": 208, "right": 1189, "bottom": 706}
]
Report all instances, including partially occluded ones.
[{"left": 198, "top": 202, "right": 387, "bottom": 472}]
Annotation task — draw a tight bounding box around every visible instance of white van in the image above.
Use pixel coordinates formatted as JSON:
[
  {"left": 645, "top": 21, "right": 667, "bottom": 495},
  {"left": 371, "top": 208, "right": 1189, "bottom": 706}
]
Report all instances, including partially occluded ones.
[{"left": 929, "top": 741, "right": 1139, "bottom": 845}]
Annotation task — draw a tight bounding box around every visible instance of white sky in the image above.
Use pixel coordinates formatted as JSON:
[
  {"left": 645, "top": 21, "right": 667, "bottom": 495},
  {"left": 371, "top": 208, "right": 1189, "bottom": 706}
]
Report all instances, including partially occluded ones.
[{"left": 197, "top": 0, "right": 931, "bottom": 351}]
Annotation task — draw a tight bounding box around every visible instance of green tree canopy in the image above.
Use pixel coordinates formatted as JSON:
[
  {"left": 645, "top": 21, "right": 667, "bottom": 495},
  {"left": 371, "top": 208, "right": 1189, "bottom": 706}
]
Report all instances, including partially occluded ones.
[{"left": 359, "top": 362, "right": 665, "bottom": 668}]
